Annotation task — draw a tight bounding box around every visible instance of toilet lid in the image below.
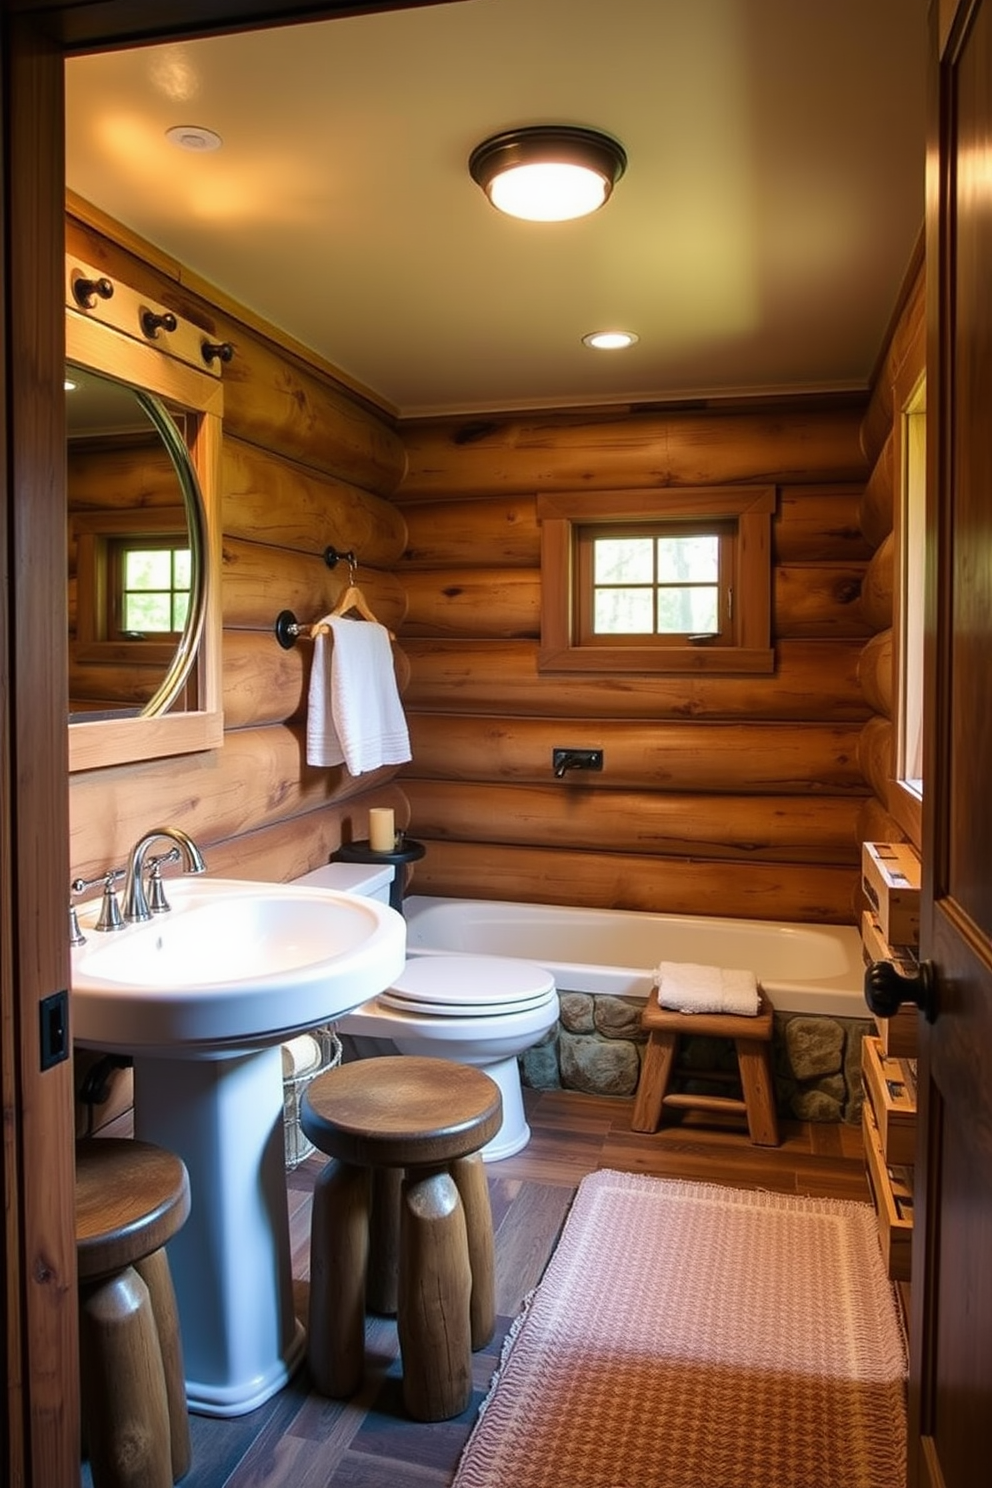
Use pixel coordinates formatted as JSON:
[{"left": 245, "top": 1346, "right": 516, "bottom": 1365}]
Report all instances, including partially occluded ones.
[{"left": 380, "top": 954, "right": 556, "bottom": 1018}]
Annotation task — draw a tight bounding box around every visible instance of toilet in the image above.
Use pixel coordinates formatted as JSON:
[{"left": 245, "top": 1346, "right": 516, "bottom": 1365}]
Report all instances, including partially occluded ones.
[{"left": 292, "top": 863, "right": 559, "bottom": 1160}]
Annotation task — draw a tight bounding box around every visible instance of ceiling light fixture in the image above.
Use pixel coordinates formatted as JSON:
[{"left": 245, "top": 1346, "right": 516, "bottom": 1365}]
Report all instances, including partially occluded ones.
[
  {"left": 166, "top": 124, "right": 223, "bottom": 153},
  {"left": 583, "top": 330, "right": 639, "bottom": 350},
  {"left": 469, "top": 126, "right": 627, "bottom": 222}
]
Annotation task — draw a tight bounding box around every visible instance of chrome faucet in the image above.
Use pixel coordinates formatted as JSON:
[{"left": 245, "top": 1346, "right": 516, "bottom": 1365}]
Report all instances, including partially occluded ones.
[{"left": 122, "top": 826, "right": 207, "bottom": 923}]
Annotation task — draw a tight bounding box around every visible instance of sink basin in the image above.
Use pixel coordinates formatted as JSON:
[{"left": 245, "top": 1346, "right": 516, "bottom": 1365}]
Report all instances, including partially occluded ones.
[
  {"left": 71, "top": 875, "right": 406, "bottom": 1054},
  {"left": 69, "top": 874, "right": 408, "bottom": 1417}
]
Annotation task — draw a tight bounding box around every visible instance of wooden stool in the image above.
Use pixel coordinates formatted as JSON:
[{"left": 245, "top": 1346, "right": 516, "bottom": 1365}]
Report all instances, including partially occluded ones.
[
  {"left": 301, "top": 1055, "right": 502, "bottom": 1421},
  {"left": 631, "top": 988, "right": 780, "bottom": 1146},
  {"left": 76, "top": 1139, "right": 192, "bottom": 1488}
]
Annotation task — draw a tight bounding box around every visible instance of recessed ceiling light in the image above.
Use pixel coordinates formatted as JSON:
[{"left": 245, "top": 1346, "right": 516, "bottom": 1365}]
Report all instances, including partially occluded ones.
[
  {"left": 469, "top": 126, "right": 626, "bottom": 222},
  {"left": 166, "top": 125, "right": 223, "bottom": 153},
  {"left": 582, "top": 331, "right": 639, "bottom": 350}
]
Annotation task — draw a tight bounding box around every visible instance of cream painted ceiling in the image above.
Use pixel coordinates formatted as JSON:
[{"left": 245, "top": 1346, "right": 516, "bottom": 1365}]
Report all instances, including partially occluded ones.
[{"left": 64, "top": 0, "right": 927, "bottom": 419}]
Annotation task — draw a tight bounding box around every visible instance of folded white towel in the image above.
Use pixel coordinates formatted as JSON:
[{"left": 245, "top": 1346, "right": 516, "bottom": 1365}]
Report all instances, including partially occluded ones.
[
  {"left": 306, "top": 615, "right": 412, "bottom": 775},
  {"left": 654, "top": 960, "right": 760, "bottom": 1017}
]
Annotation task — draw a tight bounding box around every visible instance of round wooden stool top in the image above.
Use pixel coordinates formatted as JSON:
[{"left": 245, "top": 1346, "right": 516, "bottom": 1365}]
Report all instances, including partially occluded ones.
[
  {"left": 76, "top": 1138, "right": 191, "bottom": 1283},
  {"left": 301, "top": 1056, "right": 503, "bottom": 1169}
]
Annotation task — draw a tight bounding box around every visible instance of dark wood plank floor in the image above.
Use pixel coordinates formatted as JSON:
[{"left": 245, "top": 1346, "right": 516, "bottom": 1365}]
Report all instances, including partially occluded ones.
[{"left": 85, "top": 1089, "right": 869, "bottom": 1488}]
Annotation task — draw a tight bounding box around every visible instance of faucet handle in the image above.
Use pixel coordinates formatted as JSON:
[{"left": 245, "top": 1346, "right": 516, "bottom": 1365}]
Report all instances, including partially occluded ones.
[
  {"left": 145, "top": 848, "right": 181, "bottom": 914},
  {"left": 68, "top": 902, "right": 86, "bottom": 948},
  {"left": 70, "top": 868, "right": 126, "bottom": 937},
  {"left": 95, "top": 870, "right": 126, "bottom": 932}
]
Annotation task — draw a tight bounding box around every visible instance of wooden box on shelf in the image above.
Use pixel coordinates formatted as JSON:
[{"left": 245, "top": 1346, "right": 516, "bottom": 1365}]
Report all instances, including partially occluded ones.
[
  {"left": 862, "top": 1035, "right": 917, "bottom": 1167},
  {"left": 862, "top": 1097, "right": 914, "bottom": 1283},
  {"left": 860, "top": 911, "right": 919, "bottom": 1059},
  {"left": 862, "top": 841, "right": 921, "bottom": 949}
]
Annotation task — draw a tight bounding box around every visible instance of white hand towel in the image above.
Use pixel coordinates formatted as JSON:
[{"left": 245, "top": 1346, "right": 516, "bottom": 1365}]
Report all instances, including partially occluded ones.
[
  {"left": 306, "top": 615, "right": 412, "bottom": 775},
  {"left": 654, "top": 960, "right": 760, "bottom": 1017}
]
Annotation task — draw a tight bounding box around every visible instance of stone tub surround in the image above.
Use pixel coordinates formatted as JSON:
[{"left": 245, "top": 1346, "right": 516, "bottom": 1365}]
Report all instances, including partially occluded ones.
[{"left": 519, "top": 992, "right": 872, "bottom": 1124}]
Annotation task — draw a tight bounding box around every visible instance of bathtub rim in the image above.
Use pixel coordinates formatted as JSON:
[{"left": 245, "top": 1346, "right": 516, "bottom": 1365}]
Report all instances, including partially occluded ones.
[{"left": 403, "top": 894, "right": 870, "bottom": 1020}]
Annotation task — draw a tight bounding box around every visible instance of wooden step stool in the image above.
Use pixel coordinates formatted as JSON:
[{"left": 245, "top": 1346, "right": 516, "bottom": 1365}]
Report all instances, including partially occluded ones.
[
  {"left": 76, "top": 1138, "right": 192, "bottom": 1488},
  {"left": 301, "top": 1055, "right": 502, "bottom": 1422},
  {"left": 631, "top": 988, "right": 780, "bottom": 1146}
]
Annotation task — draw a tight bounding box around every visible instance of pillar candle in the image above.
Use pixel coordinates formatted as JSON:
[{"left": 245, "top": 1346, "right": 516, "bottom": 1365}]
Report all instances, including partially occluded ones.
[{"left": 368, "top": 807, "right": 395, "bottom": 853}]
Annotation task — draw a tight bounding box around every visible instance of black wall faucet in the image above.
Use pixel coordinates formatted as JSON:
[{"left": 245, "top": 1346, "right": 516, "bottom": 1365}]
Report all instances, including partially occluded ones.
[{"left": 553, "top": 748, "right": 604, "bottom": 779}]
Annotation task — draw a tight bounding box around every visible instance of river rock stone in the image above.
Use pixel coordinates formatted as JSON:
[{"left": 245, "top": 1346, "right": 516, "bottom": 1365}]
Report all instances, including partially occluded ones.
[
  {"left": 559, "top": 1029, "right": 640, "bottom": 1096},
  {"left": 791, "top": 1076, "right": 846, "bottom": 1122},
  {"left": 593, "top": 995, "right": 642, "bottom": 1039},
  {"left": 785, "top": 1016, "right": 844, "bottom": 1080},
  {"left": 559, "top": 992, "right": 595, "bottom": 1034},
  {"left": 520, "top": 1029, "right": 561, "bottom": 1091}
]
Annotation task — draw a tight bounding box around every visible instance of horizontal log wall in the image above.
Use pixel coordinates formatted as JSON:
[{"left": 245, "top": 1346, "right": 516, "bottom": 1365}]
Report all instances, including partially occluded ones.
[
  {"left": 393, "top": 408, "right": 876, "bottom": 923},
  {"left": 65, "top": 209, "right": 411, "bottom": 1126}
]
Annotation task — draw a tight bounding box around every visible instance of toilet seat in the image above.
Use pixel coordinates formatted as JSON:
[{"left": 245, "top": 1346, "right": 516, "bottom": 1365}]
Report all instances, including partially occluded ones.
[{"left": 379, "top": 954, "right": 556, "bottom": 1019}]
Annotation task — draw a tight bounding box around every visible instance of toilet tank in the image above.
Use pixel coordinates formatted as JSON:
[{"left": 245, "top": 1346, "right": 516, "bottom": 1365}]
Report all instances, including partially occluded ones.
[{"left": 291, "top": 861, "right": 394, "bottom": 906}]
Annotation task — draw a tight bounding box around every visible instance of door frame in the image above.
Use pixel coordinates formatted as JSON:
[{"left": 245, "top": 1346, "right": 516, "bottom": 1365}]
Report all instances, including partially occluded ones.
[{"left": 0, "top": 6, "right": 461, "bottom": 1484}]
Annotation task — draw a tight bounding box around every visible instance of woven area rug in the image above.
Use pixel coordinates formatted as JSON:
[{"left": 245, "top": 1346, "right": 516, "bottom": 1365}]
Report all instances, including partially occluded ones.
[{"left": 454, "top": 1170, "right": 907, "bottom": 1488}]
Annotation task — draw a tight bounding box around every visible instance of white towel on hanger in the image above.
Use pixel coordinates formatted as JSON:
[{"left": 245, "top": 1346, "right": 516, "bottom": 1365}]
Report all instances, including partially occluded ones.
[{"left": 306, "top": 615, "right": 411, "bottom": 775}]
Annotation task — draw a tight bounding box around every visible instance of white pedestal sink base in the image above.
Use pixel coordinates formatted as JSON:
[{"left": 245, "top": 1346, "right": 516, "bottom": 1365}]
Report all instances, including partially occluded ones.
[{"left": 134, "top": 1046, "right": 306, "bottom": 1416}]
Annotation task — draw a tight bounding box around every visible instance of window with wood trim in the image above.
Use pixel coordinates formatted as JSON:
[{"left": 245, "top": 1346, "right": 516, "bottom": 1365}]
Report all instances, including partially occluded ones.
[
  {"left": 537, "top": 486, "right": 775, "bottom": 674},
  {"left": 111, "top": 535, "right": 191, "bottom": 639},
  {"left": 72, "top": 505, "right": 189, "bottom": 663}
]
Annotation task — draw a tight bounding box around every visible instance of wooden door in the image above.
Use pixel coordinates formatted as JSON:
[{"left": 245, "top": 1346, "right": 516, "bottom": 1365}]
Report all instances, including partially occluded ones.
[{"left": 909, "top": 1, "right": 992, "bottom": 1482}]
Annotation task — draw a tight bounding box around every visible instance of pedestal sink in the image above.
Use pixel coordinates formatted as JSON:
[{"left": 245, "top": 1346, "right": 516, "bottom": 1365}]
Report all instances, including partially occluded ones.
[{"left": 71, "top": 876, "right": 407, "bottom": 1416}]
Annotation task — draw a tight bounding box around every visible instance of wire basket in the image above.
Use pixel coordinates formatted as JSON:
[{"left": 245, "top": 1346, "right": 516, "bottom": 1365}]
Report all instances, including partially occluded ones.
[{"left": 282, "top": 1023, "right": 342, "bottom": 1169}]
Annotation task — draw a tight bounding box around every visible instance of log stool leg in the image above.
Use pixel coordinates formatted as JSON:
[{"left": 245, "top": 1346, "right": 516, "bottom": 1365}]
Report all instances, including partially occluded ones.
[
  {"left": 735, "top": 1037, "right": 780, "bottom": 1146},
  {"left": 451, "top": 1154, "right": 496, "bottom": 1349},
  {"left": 631, "top": 1030, "right": 678, "bottom": 1132},
  {"left": 397, "top": 1168, "right": 472, "bottom": 1422},
  {"left": 134, "top": 1249, "right": 191, "bottom": 1482},
  {"left": 366, "top": 1165, "right": 403, "bottom": 1315},
  {"left": 79, "top": 1267, "right": 172, "bottom": 1488},
  {"left": 308, "top": 1159, "right": 371, "bottom": 1398}
]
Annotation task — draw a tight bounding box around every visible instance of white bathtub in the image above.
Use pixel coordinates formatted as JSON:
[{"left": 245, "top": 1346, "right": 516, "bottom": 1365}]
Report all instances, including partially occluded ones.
[{"left": 404, "top": 895, "right": 868, "bottom": 1019}]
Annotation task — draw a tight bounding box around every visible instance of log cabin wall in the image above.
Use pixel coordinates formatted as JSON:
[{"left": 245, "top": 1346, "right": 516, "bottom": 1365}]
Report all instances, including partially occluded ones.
[
  {"left": 855, "top": 257, "right": 926, "bottom": 850},
  {"left": 65, "top": 203, "right": 410, "bottom": 1131},
  {"left": 392, "top": 407, "right": 880, "bottom": 925}
]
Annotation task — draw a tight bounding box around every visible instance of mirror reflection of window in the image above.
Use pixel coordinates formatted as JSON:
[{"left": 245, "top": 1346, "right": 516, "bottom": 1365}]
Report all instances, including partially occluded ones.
[{"left": 116, "top": 539, "right": 191, "bottom": 637}]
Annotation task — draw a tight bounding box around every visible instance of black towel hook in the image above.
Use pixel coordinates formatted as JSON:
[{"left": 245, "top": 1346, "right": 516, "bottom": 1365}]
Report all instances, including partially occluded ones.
[{"left": 324, "top": 546, "right": 357, "bottom": 574}]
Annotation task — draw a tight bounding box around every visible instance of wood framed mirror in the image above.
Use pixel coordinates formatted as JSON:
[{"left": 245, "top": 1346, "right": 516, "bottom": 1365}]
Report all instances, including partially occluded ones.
[{"left": 66, "top": 304, "right": 224, "bottom": 773}]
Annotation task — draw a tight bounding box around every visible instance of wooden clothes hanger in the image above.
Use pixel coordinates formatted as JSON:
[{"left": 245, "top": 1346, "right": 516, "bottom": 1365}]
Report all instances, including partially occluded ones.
[
  {"left": 310, "top": 567, "right": 394, "bottom": 640},
  {"left": 330, "top": 583, "right": 380, "bottom": 625}
]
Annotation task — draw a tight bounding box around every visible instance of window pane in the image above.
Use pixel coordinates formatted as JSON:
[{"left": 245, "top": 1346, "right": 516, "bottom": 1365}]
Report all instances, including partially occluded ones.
[
  {"left": 657, "top": 535, "right": 719, "bottom": 583},
  {"left": 172, "top": 591, "right": 191, "bottom": 630},
  {"left": 657, "top": 586, "right": 719, "bottom": 633},
  {"left": 124, "top": 592, "right": 172, "bottom": 632},
  {"left": 126, "top": 549, "right": 172, "bottom": 590},
  {"left": 173, "top": 549, "right": 192, "bottom": 588},
  {"left": 594, "top": 538, "right": 653, "bottom": 584},
  {"left": 594, "top": 588, "right": 654, "bottom": 633}
]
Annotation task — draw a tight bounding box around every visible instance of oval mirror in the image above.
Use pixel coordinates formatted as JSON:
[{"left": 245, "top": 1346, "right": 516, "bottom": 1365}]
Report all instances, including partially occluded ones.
[
  {"left": 67, "top": 364, "right": 207, "bottom": 723},
  {"left": 66, "top": 303, "right": 223, "bottom": 774}
]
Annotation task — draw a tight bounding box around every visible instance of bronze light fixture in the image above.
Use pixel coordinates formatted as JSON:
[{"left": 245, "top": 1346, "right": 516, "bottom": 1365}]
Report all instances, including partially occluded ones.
[{"left": 469, "top": 125, "right": 627, "bottom": 222}]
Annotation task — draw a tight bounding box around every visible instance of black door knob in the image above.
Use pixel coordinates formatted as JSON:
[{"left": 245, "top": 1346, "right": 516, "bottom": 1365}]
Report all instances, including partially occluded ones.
[{"left": 864, "top": 959, "right": 936, "bottom": 1023}]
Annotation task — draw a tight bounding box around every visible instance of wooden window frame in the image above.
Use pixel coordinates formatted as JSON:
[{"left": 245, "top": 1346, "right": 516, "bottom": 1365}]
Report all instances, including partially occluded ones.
[
  {"left": 537, "top": 486, "right": 776, "bottom": 673},
  {"left": 887, "top": 319, "right": 926, "bottom": 851}
]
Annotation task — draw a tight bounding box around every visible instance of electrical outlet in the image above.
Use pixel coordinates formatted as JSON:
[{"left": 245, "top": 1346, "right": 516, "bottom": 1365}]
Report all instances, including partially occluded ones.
[{"left": 39, "top": 989, "right": 69, "bottom": 1070}]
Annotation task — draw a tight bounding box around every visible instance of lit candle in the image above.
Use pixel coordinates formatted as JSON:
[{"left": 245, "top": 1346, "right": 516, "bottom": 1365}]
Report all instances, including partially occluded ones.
[{"left": 368, "top": 807, "right": 395, "bottom": 853}]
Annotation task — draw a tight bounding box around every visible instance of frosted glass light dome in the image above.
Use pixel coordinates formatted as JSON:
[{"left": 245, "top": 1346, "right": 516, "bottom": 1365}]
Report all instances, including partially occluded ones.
[{"left": 470, "top": 126, "right": 627, "bottom": 223}]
